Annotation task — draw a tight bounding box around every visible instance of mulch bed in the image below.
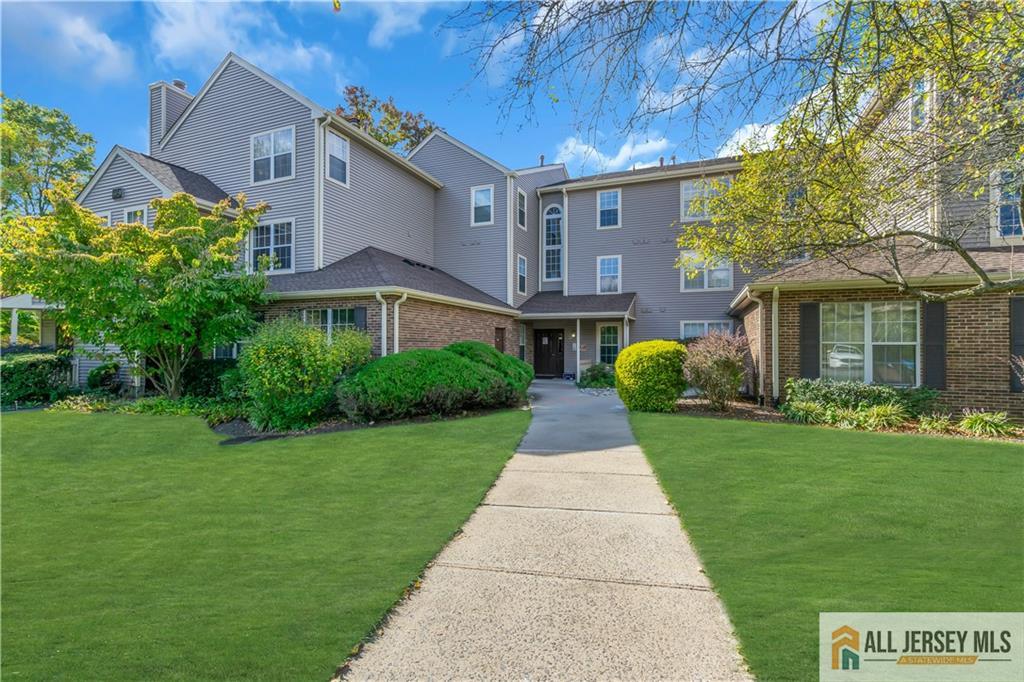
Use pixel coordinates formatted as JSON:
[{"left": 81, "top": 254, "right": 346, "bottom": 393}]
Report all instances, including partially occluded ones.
[{"left": 674, "top": 397, "right": 786, "bottom": 423}]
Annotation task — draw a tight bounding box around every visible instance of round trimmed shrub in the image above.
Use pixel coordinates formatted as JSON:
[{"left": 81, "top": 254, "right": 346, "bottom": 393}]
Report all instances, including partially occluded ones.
[
  {"left": 443, "top": 340, "right": 534, "bottom": 394},
  {"left": 336, "top": 348, "right": 517, "bottom": 422},
  {"left": 614, "top": 340, "right": 687, "bottom": 412}
]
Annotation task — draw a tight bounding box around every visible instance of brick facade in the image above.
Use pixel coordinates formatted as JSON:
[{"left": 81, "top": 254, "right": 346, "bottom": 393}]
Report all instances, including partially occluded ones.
[{"left": 740, "top": 287, "right": 1024, "bottom": 417}]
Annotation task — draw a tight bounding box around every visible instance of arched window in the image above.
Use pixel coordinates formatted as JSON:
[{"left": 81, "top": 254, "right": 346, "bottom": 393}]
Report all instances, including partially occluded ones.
[{"left": 543, "top": 206, "right": 563, "bottom": 280}]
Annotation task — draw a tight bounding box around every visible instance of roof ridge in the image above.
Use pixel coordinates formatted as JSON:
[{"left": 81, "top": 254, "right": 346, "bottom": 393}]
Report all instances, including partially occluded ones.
[{"left": 364, "top": 247, "right": 397, "bottom": 286}]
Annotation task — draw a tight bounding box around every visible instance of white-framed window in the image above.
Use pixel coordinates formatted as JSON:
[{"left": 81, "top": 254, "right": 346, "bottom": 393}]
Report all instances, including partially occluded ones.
[
  {"left": 250, "top": 220, "right": 293, "bottom": 273},
  {"left": 213, "top": 344, "right": 238, "bottom": 360},
  {"left": 518, "top": 322, "right": 527, "bottom": 361},
  {"left": 327, "top": 130, "right": 349, "bottom": 186},
  {"left": 821, "top": 301, "right": 920, "bottom": 386},
  {"left": 680, "top": 177, "right": 730, "bottom": 221},
  {"left": 125, "top": 206, "right": 147, "bottom": 225},
  {"left": 909, "top": 78, "right": 928, "bottom": 131},
  {"left": 517, "top": 254, "right": 528, "bottom": 295},
  {"left": 680, "top": 251, "right": 733, "bottom": 291},
  {"left": 98, "top": 211, "right": 111, "bottom": 227},
  {"left": 596, "top": 322, "right": 622, "bottom": 364},
  {"left": 471, "top": 184, "right": 494, "bottom": 226},
  {"left": 251, "top": 125, "right": 294, "bottom": 184},
  {"left": 304, "top": 308, "right": 357, "bottom": 342},
  {"left": 517, "top": 188, "right": 527, "bottom": 230},
  {"left": 680, "top": 320, "right": 733, "bottom": 340},
  {"left": 597, "top": 188, "right": 621, "bottom": 229},
  {"left": 596, "top": 255, "right": 621, "bottom": 294},
  {"left": 543, "top": 205, "right": 563, "bottom": 280},
  {"left": 991, "top": 169, "right": 1022, "bottom": 242}
]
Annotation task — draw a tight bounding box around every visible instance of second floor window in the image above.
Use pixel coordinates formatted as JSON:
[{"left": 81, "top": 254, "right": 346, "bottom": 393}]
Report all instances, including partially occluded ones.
[
  {"left": 909, "top": 78, "right": 928, "bottom": 131},
  {"left": 680, "top": 177, "right": 730, "bottom": 220},
  {"left": 517, "top": 189, "right": 527, "bottom": 229},
  {"left": 125, "top": 207, "right": 146, "bottom": 225},
  {"left": 327, "top": 131, "right": 349, "bottom": 185},
  {"left": 471, "top": 185, "right": 493, "bottom": 226},
  {"left": 252, "top": 126, "right": 294, "bottom": 184},
  {"left": 995, "top": 170, "right": 1022, "bottom": 238},
  {"left": 681, "top": 320, "right": 733, "bottom": 340},
  {"left": 544, "top": 206, "right": 563, "bottom": 280},
  {"left": 681, "top": 252, "right": 732, "bottom": 291},
  {"left": 251, "top": 220, "right": 293, "bottom": 273},
  {"left": 597, "top": 255, "right": 621, "bottom": 294},
  {"left": 597, "top": 189, "right": 620, "bottom": 228},
  {"left": 517, "top": 255, "right": 527, "bottom": 295}
]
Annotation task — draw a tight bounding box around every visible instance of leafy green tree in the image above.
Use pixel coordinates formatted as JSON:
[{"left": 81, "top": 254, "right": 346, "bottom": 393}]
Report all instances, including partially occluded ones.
[
  {"left": 336, "top": 85, "right": 437, "bottom": 152},
  {"left": 1, "top": 96, "right": 95, "bottom": 217},
  {"left": 2, "top": 187, "right": 268, "bottom": 397}
]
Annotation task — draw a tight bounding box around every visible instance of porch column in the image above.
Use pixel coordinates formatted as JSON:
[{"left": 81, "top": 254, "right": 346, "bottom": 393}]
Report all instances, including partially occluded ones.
[
  {"left": 575, "top": 318, "right": 581, "bottom": 378},
  {"left": 623, "top": 316, "right": 630, "bottom": 347},
  {"left": 8, "top": 309, "right": 18, "bottom": 346}
]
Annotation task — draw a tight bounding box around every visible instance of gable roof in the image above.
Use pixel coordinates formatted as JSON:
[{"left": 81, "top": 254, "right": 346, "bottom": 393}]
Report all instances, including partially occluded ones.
[
  {"left": 266, "top": 246, "right": 516, "bottom": 313},
  {"left": 77, "top": 145, "right": 230, "bottom": 208},
  {"left": 539, "top": 155, "right": 743, "bottom": 192},
  {"left": 407, "top": 130, "right": 514, "bottom": 175}
]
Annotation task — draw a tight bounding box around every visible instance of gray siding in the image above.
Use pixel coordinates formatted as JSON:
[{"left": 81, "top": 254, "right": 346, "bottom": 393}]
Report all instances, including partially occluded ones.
[
  {"left": 511, "top": 166, "right": 568, "bottom": 307},
  {"left": 410, "top": 135, "right": 509, "bottom": 302},
  {"left": 322, "top": 129, "right": 436, "bottom": 266},
  {"left": 164, "top": 86, "right": 191, "bottom": 132},
  {"left": 154, "top": 60, "right": 318, "bottom": 272},
  {"left": 80, "top": 154, "right": 162, "bottom": 227}
]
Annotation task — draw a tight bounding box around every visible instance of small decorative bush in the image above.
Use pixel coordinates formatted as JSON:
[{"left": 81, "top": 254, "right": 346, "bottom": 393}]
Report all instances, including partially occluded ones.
[
  {"left": 444, "top": 340, "right": 534, "bottom": 395},
  {"left": 825, "top": 406, "right": 864, "bottom": 430},
  {"left": 918, "top": 413, "right": 955, "bottom": 434},
  {"left": 683, "top": 332, "right": 748, "bottom": 410},
  {"left": 238, "top": 319, "right": 370, "bottom": 431},
  {"left": 87, "top": 361, "right": 121, "bottom": 392},
  {"left": 614, "top": 340, "right": 687, "bottom": 412},
  {"left": 181, "top": 358, "right": 238, "bottom": 397},
  {"left": 49, "top": 393, "right": 117, "bottom": 413},
  {"left": 49, "top": 394, "right": 243, "bottom": 425},
  {"left": 1, "top": 351, "right": 72, "bottom": 405},
  {"left": 958, "top": 410, "right": 1018, "bottom": 438},
  {"left": 784, "top": 378, "right": 938, "bottom": 416},
  {"left": 780, "top": 400, "right": 827, "bottom": 424},
  {"left": 858, "top": 402, "right": 909, "bottom": 431},
  {"left": 578, "top": 362, "right": 616, "bottom": 389},
  {"left": 336, "top": 349, "right": 516, "bottom": 422}
]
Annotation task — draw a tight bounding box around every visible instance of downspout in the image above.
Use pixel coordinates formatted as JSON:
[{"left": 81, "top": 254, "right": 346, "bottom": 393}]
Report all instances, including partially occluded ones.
[
  {"left": 375, "top": 291, "right": 388, "bottom": 357},
  {"left": 771, "top": 286, "right": 780, "bottom": 403},
  {"left": 536, "top": 189, "right": 544, "bottom": 290},
  {"left": 392, "top": 292, "right": 408, "bottom": 354},
  {"left": 561, "top": 188, "right": 569, "bottom": 296},
  {"left": 746, "top": 290, "right": 767, "bottom": 403},
  {"left": 506, "top": 175, "right": 515, "bottom": 306}
]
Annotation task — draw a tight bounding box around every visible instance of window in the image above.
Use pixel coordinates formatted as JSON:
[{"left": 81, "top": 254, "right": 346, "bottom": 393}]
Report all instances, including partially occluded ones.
[
  {"left": 821, "top": 301, "right": 919, "bottom": 386},
  {"left": 680, "top": 252, "right": 732, "bottom": 291},
  {"left": 597, "top": 324, "right": 621, "bottom": 364},
  {"left": 517, "top": 254, "right": 528, "bottom": 295},
  {"left": 304, "top": 308, "right": 356, "bottom": 342},
  {"left": 471, "top": 185, "right": 494, "bottom": 226},
  {"left": 327, "top": 130, "right": 349, "bottom": 186},
  {"left": 680, "top": 177, "right": 730, "bottom": 221},
  {"left": 250, "top": 220, "right": 293, "bottom": 272},
  {"left": 680, "top": 320, "right": 733, "bottom": 340},
  {"left": 98, "top": 212, "right": 111, "bottom": 227},
  {"left": 597, "top": 189, "right": 620, "bottom": 229},
  {"left": 518, "top": 323, "right": 526, "bottom": 361},
  {"left": 597, "top": 255, "right": 621, "bottom": 294},
  {"left": 517, "top": 189, "right": 527, "bottom": 230},
  {"left": 909, "top": 78, "right": 928, "bottom": 131},
  {"left": 125, "top": 206, "right": 147, "bottom": 225},
  {"left": 251, "top": 126, "right": 294, "bottom": 184},
  {"left": 213, "top": 344, "right": 237, "bottom": 360},
  {"left": 993, "top": 170, "right": 1022, "bottom": 240},
  {"left": 543, "top": 206, "right": 563, "bottom": 280}
]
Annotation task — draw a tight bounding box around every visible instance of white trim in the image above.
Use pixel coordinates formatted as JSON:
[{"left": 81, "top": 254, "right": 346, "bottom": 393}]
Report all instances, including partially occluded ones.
[
  {"left": 562, "top": 189, "right": 570, "bottom": 295},
  {"left": 818, "top": 301, "right": 921, "bottom": 387},
  {"left": 392, "top": 292, "right": 408, "bottom": 354},
  {"left": 314, "top": 116, "right": 328, "bottom": 269},
  {"left": 250, "top": 125, "right": 296, "bottom": 186},
  {"left": 78, "top": 146, "right": 171, "bottom": 205},
  {"left": 248, "top": 217, "right": 296, "bottom": 275},
  {"left": 679, "top": 320, "right": 734, "bottom": 338},
  {"left": 124, "top": 204, "right": 149, "bottom": 225},
  {"left": 506, "top": 176, "right": 514, "bottom": 304},
  {"left": 272, "top": 286, "right": 519, "bottom": 317},
  {"left": 595, "top": 321, "right": 623, "bottom": 364},
  {"left": 330, "top": 117, "right": 441, "bottom": 188},
  {"left": 520, "top": 311, "right": 636, "bottom": 320},
  {"left": 596, "top": 254, "right": 622, "bottom": 294},
  {"left": 516, "top": 163, "right": 568, "bottom": 177},
  {"left": 990, "top": 168, "right": 1023, "bottom": 246},
  {"left": 538, "top": 161, "right": 744, "bottom": 194},
  {"left": 542, "top": 204, "right": 564, "bottom": 282},
  {"left": 407, "top": 130, "right": 514, "bottom": 175},
  {"left": 516, "top": 188, "right": 528, "bottom": 230},
  {"left": 470, "top": 184, "right": 495, "bottom": 227},
  {"left": 325, "top": 128, "right": 351, "bottom": 189},
  {"left": 98, "top": 211, "right": 112, "bottom": 227},
  {"left": 596, "top": 188, "right": 621, "bottom": 230},
  {"left": 517, "top": 254, "right": 528, "bottom": 295}
]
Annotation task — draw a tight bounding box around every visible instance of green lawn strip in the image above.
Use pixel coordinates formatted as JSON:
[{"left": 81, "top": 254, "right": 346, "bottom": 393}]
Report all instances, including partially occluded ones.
[
  {"left": 3, "top": 409, "right": 530, "bottom": 681},
  {"left": 630, "top": 414, "right": 1024, "bottom": 682}
]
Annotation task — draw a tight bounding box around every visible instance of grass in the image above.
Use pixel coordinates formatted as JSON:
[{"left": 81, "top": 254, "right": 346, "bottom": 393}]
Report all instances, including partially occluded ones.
[
  {"left": 630, "top": 414, "right": 1024, "bottom": 682},
  {"left": 2, "top": 409, "right": 530, "bottom": 681}
]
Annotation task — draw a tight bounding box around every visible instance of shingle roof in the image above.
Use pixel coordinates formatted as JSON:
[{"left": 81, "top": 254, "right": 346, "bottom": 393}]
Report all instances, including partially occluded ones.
[
  {"left": 118, "top": 147, "right": 230, "bottom": 205},
  {"left": 541, "top": 155, "right": 742, "bottom": 189},
  {"left": 518, "top": 291, "right": 637, "bottom": 317},
  {"left": 266, "top": 247, "right": 515, "bottom": 310}
]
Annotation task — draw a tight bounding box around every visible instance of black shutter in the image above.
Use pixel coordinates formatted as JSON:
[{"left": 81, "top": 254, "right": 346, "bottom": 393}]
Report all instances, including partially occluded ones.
[
  {"left": 922, "top": 302, "right": 947, "bottom": 390},
  {"left": 799, "top": 302, "right": 820, "bottom": 379},
  {"left": 354, "top": 306, "right": 367, "bottom": 331},
  {"left": 1011, "top": 298, "right": 1024, "bottom": 392}
]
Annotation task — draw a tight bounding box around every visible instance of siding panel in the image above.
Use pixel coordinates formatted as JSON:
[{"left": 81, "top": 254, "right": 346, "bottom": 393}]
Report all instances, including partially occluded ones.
[{"left": 80, "top": 154, "right": 163, "bottom": 227}]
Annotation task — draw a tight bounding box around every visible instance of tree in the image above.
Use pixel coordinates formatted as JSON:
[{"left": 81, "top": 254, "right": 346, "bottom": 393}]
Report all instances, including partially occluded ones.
[
  {"left": 336, "top": 85, "right": 437, "bottom": 153},
  {"left": 1, "top": 187, "right": 268, "bottom": 397},
  {"left": 1, "top": 96, "right": 95, "bottom": 217},
  {"left": 449, "top": 1, "right": 1024, "bottom": 300}
]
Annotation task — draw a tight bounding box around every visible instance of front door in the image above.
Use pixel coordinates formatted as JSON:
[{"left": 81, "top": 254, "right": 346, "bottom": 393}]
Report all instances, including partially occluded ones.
[{"left": 534, "top": 330, "right": 564, "bottom": 377}]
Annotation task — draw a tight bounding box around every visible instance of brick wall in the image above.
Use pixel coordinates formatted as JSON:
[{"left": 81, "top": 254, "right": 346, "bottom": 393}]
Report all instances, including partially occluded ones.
[
  {"left": 745, "top": 287, "right": 1024, "bottom": 417},
  {"left": 260, "top": 295, "right": 384, "bottom": 354}
]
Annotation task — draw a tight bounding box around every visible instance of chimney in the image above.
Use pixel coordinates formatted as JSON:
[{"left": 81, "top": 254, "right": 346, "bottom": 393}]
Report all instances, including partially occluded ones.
[
  {"left": 149, "top": 80, "right": 193, "bottom": 154},
  {"left": 171, "top": 79, "right": 187, "bottom": 91},
  {"left": 659, "top": 156, "right": 664, "bottom": 167},
  {"left": 539, "top": 154, "right": 545, "bottom": 166},
  {"left": 670, "top": 154, "right": 677, "bottom": 165}
]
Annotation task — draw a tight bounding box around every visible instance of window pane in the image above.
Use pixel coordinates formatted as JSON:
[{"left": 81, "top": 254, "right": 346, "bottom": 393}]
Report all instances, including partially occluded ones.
[
  {"left": 252, "top": 225, "right": 271, "bottom": 248},
  {"left": 274, "top": 153, "right": 292, "bottom": 179},
  {"left": 307, "top": 309, "right": 329, "bottom": 332},
  {"left": 707, "top": 322, "right": 731, "bottom": 333},
  {"left": 329, "top": 156, "right": 347, "bottom": 184},
  {"left": 517, "top": 193, "right": 526, "bottom": 226},
  {"left": 821, "top": 303, "right": 865, "bottom": 381},
  {"left": 332, "top": 308, "right": 355, "bottom": 332},
  {"left": 872, "top": 344, "right": 916, "bottom": 386},
  {"left": 600, "top": 275, "right": 619, "bottom": 293},
  {"left": 253, "top": 157, "right": 271, "bottom": 182},
  {"left": 708, "top": 264, "right": 731, "bottom": 289},
  {"left": 682, "top": 322, "right": 705, "bottom": 338},
  {"left": 599, "top": 325, "right": 619, "bottom": 364},
  {"left": 545, "top": 249, "right": 562, "bottom": 279},
  {"left": 599, "top": 208, "right": 618, "bottom": 227},
  {"left": 253, "top": 133, "right": 271, "bottom": 158},
  {"left": 683, "top": 268, "right": 705, "bottom": 290},
  {"left": 1000, "top": 205, "right": 1022, "bottom": 236},
  {"left": 273, "top": 128, "right": 293, "bottom": 154}
]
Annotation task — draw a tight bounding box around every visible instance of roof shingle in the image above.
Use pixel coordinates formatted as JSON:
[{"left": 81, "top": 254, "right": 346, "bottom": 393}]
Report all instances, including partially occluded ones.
[
  {"left": 119, "top": 147, "right": 230, "bottom": 205},
  {"left": 518, "top": 291, "right": 637, "bottom": 316}
]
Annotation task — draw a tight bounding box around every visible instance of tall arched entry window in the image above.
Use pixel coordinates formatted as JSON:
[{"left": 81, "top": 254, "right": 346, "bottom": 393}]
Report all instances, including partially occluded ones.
[{"left": 543, "top": 206, "right": 563, "bottom": 280}]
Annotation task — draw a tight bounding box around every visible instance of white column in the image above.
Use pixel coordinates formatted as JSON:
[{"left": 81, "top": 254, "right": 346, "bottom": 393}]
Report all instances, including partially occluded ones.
[
  {"left": 9, "top": 308, "right": 18, "bottom": 345},
  {"left": 575, "top": 318, "right": 581, "bottom": 378},
  {"left": 623, "top": 316, "right": 630, "bottom": 347}
]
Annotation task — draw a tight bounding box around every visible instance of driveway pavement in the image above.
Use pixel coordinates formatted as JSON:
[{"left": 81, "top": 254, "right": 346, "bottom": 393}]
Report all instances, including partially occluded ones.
[{"left": 343, "top": 380, "right": 750, "bottom": 681}]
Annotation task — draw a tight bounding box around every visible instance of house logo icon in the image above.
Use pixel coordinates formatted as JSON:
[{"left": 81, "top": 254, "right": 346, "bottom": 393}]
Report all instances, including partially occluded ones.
[{"left": 831, "top": 625, "right": 860, "bottom": 670}]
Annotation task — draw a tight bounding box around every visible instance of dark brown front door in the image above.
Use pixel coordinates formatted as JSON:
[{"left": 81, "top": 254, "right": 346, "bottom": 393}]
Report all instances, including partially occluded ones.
[{"left": 534, "top": 330, "right": 564, "bottom": 377}]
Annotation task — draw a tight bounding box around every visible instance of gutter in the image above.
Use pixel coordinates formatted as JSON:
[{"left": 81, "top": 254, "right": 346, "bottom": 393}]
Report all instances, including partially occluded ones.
[
  {"left": 519, "top": 311, "right": 637, "bottom": 320},
  {"left": 771, "top": 286, "right": 780, "bottom": 403},
  {"left": 506, "top": 174, "right": 515, "bottom": 306},
  {"left": 269, "top": 286, "right": 519, "bottom": 317},
  {"left": 392, "top": 292, "right": 407, "bottom": 354},
  {"left": 375, "top": 291, "right": 388, "bottom": 357},
  {"left": 745, "top": 271, "right": 1019, "bottom": 294},
  {"left": 538, "top": 160, "right": 744, "bottom": 194}
]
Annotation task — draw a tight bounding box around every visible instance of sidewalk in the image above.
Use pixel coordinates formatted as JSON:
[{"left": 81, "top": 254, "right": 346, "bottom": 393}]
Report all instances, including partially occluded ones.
[{"left": 343, "top": 380, "right": 750, "bottom": 681}]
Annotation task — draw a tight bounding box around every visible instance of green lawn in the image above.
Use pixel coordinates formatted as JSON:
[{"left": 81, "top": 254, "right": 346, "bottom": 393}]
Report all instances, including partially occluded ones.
[
  {"left": 630, "top": 414, "right": 1024, "bottom": 682},
  {"left": 2, "top": 409, "right": 529, "bottom": 681}
]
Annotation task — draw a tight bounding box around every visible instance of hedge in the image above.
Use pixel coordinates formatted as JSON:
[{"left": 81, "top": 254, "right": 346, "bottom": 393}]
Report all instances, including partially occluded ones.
[
  {"left": 783, "top": 378, "right": 939, "bottom": 416},
  {"left": 1, "top": 351, "right": 72, "bottom": 406},
  {"left": 443, "top": 340, "right": 534, "bottom": 395},
  {"left": 614, "top": 340, "right": 687, "bottom": 412}
]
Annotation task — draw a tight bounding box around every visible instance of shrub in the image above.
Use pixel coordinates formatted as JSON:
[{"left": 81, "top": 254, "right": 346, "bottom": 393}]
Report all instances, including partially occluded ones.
[
  {"left": 958, "top": 410, "right": 1018, "bottom": 438},
  {"left": 181, "top": 358, "right": 237, "bottom": 397},
  {"left": 825, "top": 406, "right": 864, "bottom": 429},
  {"left": 780, "top": 400, "right": 827, "bottom": 424},
  {"left": 578, "top": 362, "right": 616, "bottom": 389},
  {"left": 0, "top": 351, "right": 72, "bottom": 405},
  {"left": 87, "top": 361, "right": 121, "bottom": 392},
  {"left": 784, "top": 378, "right": 938, "bottom": 416},
  {"left": 444, "top": 340, "right": 534, "bottom": 394},
  {"left": 337, "top": 349, "right": 517, "bottom": 422},
  {"left": 49, "top": 393, "right": 243, "bottom": 425},
  {"left": 238, "top": 319, "right": 370, "bottom": 431},
  {"left": 49, "top": 393, "right": 116, "bottom": 413},
  {"left": 858, "top": 402, "right": 909, "bottom": 430},
  {"left": 614, "top": 340, "right": 687, "bottom": 412},
  {"left": 918, "top": 413, "right": 955, "bottom": 434},
  {"left": 683, "top": 332, "right": 748, "bottom": 410},
  {"left": 218, "top": 367, "right": 245, "bottom": 402}
]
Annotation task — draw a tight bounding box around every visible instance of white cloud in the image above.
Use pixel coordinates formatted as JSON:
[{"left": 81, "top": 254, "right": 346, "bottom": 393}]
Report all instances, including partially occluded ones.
[
  {"left": 716, "top": 122, "right": 779, "bottom": 156},
  {"left": 365, "top": 2, "right": 430, "bottom": 49},
  {"left": 554, "top": 134, "right": 673, "bottom": 174}
]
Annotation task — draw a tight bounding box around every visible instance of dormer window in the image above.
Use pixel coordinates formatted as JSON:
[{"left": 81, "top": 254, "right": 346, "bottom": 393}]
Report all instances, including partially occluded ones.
[
  {"left": 471, "top": 185, "right": 494, "bottom": 226},
  {"left": 251, "top": 126, "right": 294, "bottom": 184},
  {"left": 327, "top": 131, "right": 349, "bottom": 186}
]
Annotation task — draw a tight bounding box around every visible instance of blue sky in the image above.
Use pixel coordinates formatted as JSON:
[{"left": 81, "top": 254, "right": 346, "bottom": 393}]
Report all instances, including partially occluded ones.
[{"left": 1, "top": 1, "right": 766, "bottom": 176}]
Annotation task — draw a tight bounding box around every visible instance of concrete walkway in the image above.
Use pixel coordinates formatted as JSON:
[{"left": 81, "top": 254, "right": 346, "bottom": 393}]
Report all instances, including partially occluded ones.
[{"left": 344, "top": 380, "right": 750, "bottom": 681}]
